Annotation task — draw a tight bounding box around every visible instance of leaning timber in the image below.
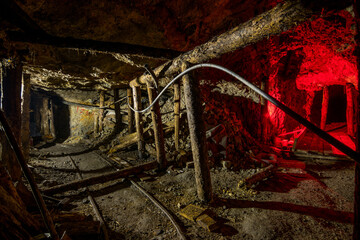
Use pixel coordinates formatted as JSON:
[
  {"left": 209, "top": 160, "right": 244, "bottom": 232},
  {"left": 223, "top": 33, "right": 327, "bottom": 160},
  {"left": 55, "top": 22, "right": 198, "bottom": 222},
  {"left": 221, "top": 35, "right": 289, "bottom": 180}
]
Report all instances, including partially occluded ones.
[
  {"left": 130, "top": 1, "right": 312, "bottom": 87},
  {"left": 42, "top": 160, "right": 158, "bottom": 194}
]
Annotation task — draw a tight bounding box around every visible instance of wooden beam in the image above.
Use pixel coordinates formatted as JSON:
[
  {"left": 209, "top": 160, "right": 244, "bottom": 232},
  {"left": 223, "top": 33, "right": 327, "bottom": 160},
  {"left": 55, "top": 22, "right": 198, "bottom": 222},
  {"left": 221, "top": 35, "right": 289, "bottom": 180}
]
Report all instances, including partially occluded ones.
[
  {"left": 174, "top": 82, "right": 181, "bottom": 151},
  {"left": 146, "top": 82, "right": 167, "bottom": 169},
  {"left": 132, "top": 86, "right": 145, "bottom": 159},
  {"left": 346, "top": 83, "right": 355, "bottom": 137},
  {"left": 7, "top": 31, "right": 182, "bottom": 59},
  {"left": 130, "top": 1, "right": 312, "bottom": 87},
  {"left": 127, "top": 88, "right": 135, "bottom": 133},
  {"left": 109, "top": 121, "right": 174, "bottom": 154},
  {"left": 320, "top": 86, "right": 329, "bottom": 130},
  {"left": 21, "top": 74, "right": 31, "bottom": 161},
  {"left": 182, "top": 62, "right": 212, "bottom": 202},
  {"left": 1, "top": 63, "right": 23, "bottom": 181},
  {"left": 42, "top": 161, "right": 158, "bottom": 195},
  {"left": 113, "top": 88, "right": 122, "bottom": 132},
  {"left": 99, "top": 91, "right": 105, "bottom": 132},
  {"left": 49, "top": 99, "right": 56, "bottom": 139},
  {"left": 0, "top": 110, "right": 59, "bottom": 239},
  {"left": 93, "top": 110, "right": 99, "bottom": 135},
  {"left": 40, "top": 97, "right": 50, "bottom": 137}
]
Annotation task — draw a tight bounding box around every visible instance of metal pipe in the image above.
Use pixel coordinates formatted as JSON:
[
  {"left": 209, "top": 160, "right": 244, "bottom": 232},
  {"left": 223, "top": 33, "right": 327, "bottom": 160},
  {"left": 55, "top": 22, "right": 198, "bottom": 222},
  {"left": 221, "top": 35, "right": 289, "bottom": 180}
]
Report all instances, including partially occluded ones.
[
  {"left": 130, "top": 179, "right": 187, "bottom": 240},
  {"left": 68, "top": 156, "right": 109, "bottom": 240},
  {"left": 128, "top": 63, "right": 360, "bottom": 161}
]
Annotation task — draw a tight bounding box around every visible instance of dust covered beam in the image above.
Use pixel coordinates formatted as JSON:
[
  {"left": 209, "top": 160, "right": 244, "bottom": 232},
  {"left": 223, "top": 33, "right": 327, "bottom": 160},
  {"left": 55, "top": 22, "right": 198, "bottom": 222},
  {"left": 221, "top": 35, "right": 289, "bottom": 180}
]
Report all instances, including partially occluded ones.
[
  {"left": 130, "top": 0, "right": 312, "bottom": 87},
  {"left": 7, "top": 31, "right": 182, "bottom": 59},
  {"left": 42, "top": 161, "right": 158, "bottom": 195}
]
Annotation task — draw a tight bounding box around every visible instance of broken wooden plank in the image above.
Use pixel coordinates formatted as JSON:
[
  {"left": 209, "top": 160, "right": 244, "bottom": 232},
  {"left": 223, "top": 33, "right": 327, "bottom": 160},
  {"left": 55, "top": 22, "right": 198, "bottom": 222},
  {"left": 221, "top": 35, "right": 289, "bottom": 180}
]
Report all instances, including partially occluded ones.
[
  {"left": 130, "top": 1, "right": 312, "bottom": 87},
  {"left": 56, "top": 221, "right": 100, "bottom": 237},
  {"left": 109, "top": 121, "right": 174, "bottom": 154},
  {"left": 238, "top": 164, "right": 276, "bottom": 188},
  {"left": 196, "top": 214, "right": 218, "bottom": 232},
  {"left": 42, "top": 161, "right": 158, "bottom": 195},
  {"left": 179, "top": 204, "right": 206, "bottom": 222},
  {"left": 34, "top": 212, "right": 88, "bottom": 223},
  {"left": 109, "top": 126, "right": 150, "bottom": 154}
]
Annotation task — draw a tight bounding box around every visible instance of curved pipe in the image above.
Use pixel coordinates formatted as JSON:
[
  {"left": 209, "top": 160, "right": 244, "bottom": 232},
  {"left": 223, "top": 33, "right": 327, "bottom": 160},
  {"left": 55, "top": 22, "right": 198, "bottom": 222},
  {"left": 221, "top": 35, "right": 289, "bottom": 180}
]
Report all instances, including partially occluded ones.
[{"left": 128, "top": 63, "right": 360, "bottom": 161}]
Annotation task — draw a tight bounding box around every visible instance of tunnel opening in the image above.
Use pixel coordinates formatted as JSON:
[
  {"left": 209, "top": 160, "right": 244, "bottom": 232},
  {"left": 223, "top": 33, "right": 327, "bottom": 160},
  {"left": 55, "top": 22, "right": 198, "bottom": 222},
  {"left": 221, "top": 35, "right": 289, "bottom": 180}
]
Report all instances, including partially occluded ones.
[{"left": 327, "top": 85, "right": 347, "bottom": 125}]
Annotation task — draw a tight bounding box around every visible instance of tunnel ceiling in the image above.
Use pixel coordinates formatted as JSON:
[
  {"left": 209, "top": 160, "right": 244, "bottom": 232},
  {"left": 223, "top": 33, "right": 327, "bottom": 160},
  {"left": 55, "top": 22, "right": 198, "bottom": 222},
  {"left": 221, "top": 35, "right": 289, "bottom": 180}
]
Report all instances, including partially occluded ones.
[
  {"left": 0, "top": 0, "right": 355, "bottom": 90},
  {"left": 0, "top": 0, "right": 277, "bottom": 90}
]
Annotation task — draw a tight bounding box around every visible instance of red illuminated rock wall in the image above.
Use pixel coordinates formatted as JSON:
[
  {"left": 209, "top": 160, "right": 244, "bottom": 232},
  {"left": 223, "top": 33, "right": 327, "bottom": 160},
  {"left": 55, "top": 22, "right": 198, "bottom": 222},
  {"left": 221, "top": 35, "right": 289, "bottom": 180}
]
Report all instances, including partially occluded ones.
[{"left": 198, "top": 7, "right": 356, "bottom": 162}]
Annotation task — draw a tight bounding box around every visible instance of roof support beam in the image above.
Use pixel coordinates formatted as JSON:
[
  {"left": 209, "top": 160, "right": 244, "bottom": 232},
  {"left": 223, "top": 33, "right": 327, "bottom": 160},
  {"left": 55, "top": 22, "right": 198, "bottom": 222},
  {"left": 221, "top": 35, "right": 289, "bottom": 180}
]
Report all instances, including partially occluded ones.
[
  {"left": 130, "top": 0, "right": 313, "bottom": 87},
  {"left": 7, "top": 31, "right": 182, "bottom": 59}
]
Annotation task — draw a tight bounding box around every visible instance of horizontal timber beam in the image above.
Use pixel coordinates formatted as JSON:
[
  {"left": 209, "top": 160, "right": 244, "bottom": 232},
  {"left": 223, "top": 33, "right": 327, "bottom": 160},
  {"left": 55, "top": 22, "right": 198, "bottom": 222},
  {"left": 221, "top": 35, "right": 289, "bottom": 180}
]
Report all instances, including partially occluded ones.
[
  {"left": 42, "top": 160, "right": 158, "bottom": 195},
  {"left": 130, "top": 0, "right": 313, "bottom": 87},
  {"left": 7, "top": 31, "right": 182, "bottom": 59}
]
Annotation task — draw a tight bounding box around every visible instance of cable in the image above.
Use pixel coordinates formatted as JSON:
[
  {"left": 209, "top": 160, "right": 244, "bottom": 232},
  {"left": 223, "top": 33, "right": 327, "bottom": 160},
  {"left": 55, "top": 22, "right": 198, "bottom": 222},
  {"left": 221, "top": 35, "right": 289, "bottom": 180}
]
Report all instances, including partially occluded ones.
[
  {"left": 128, "top": 63, "right": 260, "bottom": 113},
  {"left": 127, "top": 63, "right": 359, "bottom": 161},
  {"left": 143, "top": 64, "right": 158, "bottom": 89}
]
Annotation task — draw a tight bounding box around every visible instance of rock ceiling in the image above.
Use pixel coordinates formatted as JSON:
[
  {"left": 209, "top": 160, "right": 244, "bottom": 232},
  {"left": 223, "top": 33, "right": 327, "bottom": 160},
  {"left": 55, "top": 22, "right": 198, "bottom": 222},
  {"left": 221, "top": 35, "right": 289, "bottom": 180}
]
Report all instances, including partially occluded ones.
[
  {"left": 0, "top": 0, "right": 354, "bottom": 90},
  {"left": 0, "top": 0, "right": 277, "bottom": 90}
]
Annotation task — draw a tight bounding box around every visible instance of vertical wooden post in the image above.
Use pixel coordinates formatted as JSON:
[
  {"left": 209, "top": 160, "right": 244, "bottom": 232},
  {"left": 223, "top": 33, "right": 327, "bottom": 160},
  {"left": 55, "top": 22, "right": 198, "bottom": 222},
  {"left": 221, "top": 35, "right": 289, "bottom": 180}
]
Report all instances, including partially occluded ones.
[
  {"left": 21, "top": 74, "right": 31, "bottom": 161},
  {"left": 146, "top": 82, "right": 166, "bottom": 169},
  {"left": 174, "top": 81, "right": 181, "bottom": 151},
  {"left": 132, "top": 86, "right": 145, "bottom": 159},
  {"left": 93, "top": 111, "right": 99, "bottom": 135},
  {"left": 346, "top": 83, "right": 355, "bottom": 137},
  {"left": 127, "top": 88, "right": 135, "bottom": 133},
  {"left": 320, "top": 86, "right": 329, "bottom": 130},
  {"left": 114, "top": 88, "right": 122, "bottom": 132},
  {"left": 99, "top": 91, "right": 105, "bottom": 132},
  {"left": 40, "top": 97, "right": 50, "bottom": 137},
  {"left": 49, "top": 99, "right": 56, "bottom": 139},
  {"left": 182, "top": 62, "right": 212, "bottom": 202},
  {"left": 0, "top": 62, "right": 23, "bottom": 181}
]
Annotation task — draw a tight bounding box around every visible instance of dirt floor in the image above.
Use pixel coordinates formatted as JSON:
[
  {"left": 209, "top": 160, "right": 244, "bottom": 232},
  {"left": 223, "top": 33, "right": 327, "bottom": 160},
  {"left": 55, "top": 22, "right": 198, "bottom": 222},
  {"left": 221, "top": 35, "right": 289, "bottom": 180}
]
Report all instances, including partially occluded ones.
[{"left": 29, "top": 143, "right": 355, "bottom": 240}]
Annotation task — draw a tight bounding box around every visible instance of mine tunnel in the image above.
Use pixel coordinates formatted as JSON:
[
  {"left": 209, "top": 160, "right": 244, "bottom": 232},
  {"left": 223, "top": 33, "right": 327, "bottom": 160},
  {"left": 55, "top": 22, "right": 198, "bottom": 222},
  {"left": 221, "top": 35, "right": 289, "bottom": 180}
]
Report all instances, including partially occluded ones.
[{"left": 1, "top": 0, "right": 360, "bottom": 239}]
